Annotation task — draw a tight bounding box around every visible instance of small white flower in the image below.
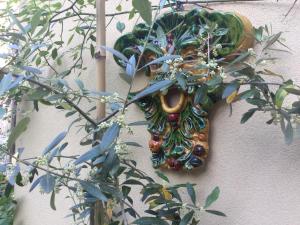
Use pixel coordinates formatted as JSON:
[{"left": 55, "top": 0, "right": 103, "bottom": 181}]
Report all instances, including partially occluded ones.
[
  {"left": 248, "top": 48, "right": 256, "bottom": 56},
  {"left": 215, "top": 44, "right": 222, "bottom": 49},
  {"left": 35, "top": 155, "right": 48, "bottom": 167}
]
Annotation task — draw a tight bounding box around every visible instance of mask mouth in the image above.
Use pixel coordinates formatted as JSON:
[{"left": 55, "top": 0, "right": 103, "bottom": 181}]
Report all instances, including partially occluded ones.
[{"left": 160, "top": 87, "right": 186, "bottom": 113}]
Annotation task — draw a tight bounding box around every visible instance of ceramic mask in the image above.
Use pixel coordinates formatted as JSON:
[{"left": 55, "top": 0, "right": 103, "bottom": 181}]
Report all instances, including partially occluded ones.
[{"left": 114, "top": 9, "right": 254, "bottom": 170}]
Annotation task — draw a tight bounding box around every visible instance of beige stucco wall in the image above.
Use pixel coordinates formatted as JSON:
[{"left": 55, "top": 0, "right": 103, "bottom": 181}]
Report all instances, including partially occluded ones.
[{"left": 14, "top": 1, "right": 300, "bottom": 225}]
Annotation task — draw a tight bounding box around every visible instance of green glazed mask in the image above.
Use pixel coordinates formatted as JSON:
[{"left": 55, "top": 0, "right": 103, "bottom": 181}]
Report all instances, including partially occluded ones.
[{"left": 114, "top": 9, "right": 254, "bottom": 170}]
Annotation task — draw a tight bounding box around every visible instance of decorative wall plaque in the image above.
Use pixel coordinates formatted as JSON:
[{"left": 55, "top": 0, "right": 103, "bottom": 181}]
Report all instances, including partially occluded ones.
[{"left": 114, "top": 9, "right": 254, "bottom": 170}]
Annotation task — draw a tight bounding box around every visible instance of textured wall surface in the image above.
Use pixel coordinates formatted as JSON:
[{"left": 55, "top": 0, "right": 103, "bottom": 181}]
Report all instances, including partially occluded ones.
[{"left": 15, "top": 1, "right": 300, "bottom": 225}]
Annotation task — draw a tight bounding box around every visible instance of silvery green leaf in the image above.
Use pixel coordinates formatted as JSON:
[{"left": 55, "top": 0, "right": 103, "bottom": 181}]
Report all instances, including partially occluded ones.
[
  {"left": 92, "top": 155, "right": 106, "bottom": 165},
  {"left": 8, "top": 75, "right": 24, "bottom": 90},
  {"left": 80, "top": 181, "right": 108, "bottom": 201},
  {"left": 204, "top": 186, "right": 220, "bottom": 209},
  {"left": 155, "top": 171, "right": 169, "bottom": 183},
  {"left": 263, "top": 32, "right": 282, "bottom": 51},
  {"left": 100, "top": 123, "right": 120, "bottom": 150},
  {"left": 241, "top": 109, "right": 257, "bottom": 124},
  {"left": 75, "top": 144, "right": 103, "bottom": 165},
  {"left": 126, "top": 55, "right": 136, "bottom": 77},
  {"left": 50, "top": 191, "right": 56, "bottom": 210},
  {"left": 100, "top": 46, "right": 129, "bottom": 63},
  {"left": 0, "top": 73, "right": 13, "bottom": 95},
  {"left": 187, "top": 183, "right": 196, "bottom": 205},
  {"left": 8, "top": 11, "right": 26, "bottom": 33},
  {"left": 8, "top": 164, "right": 20, "bottom": 185},
  {"left": 205, "top": 210, "right": 226, "bottom": 217},
  {"left": 132, "top": 0, "right": 152, "bottom": 25},
  {"left": 20, "top": 66, "right": 42, "bottom": 74},
  {"left": 156, "top": 26, "right": 167, "bottom": 48},
  {"left": 132, "top": 80, "right": 174, "bottom": 101},
  {"left": 40, "top": 173, "right": 56, "bottom": 194},
  {"left": 29, "top": 176, "right": 43, "bottom": 192},
  {"left": 43, "top": 131, "right": 67, "bottom": 155},
  {"left": 179, "top": 210, "right": 194, "bottom": 225},
  {"left": 31, "top": 10, "right": 42, "bottom": 33},
  {"left": 284, "top": 120, "right": 293, "bottom": 145},
  {"left": 75, "top": 79, "right": 85, "bottom": 90},
  {"left": 7, "top": 117, "right": 30, "bottom": 149},
  {"left": 133, "top": 217, "right": 169, "bottom": 225}
]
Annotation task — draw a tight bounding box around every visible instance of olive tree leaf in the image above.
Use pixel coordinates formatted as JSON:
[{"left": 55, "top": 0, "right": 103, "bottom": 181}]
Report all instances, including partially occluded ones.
[
  {"left": 40, "top": 173, "right": 56, "bottom": 194},
  {"left": 187, "top": 183, "right": 196, "bottom": 205},
  {"left": 0, "top": 73, "right": 13, "bottom": 95},
  {"left": 156, "top": 26, "right": 167, "bottom": 48},
  {"left": 284, "top": 120, "right": 293, "bottom": 145},
  {"left": 50, "top": 191, "right": 56, "bottom": 210},
  {"left": 100, "top": 46, "right": 129, "bottom": 63},
  {"left": 80, "top": 181, "right": 108, "bottom": 201},
  {"left": 155, "top": 171, "right": 169, "bottom": 183},
  {"left": 7, "top": 117, "right": 30, "bottom": 149},
  {"left": 75, "top": 144, "right": 103, "bottom": 165},
  {"left": 179, "top": 211, "right": 195, "bottom": 225},
  {"left": 29, "top": 176, "right": 43, "bottom": 192},
  {"left": 132, "top": 0, "right": 152, "bottom": 25},
  {"left": 42, "top": 131, "right": 67, "bottom": 155},
  {"left": 8, "top": 11, "right": 26, "bottom": 33},
  {"left": 204, "top": 186, "right": 220, "bottom": 209},
  {"left": 20, "top": 65, "right": 42, "bottom": 74},
  {"left": 31, "top": 10, "right": 42, "bottom": 33},
  {"left": 132, "top": 80, "right": 174, "bottom": 101},
  {"left": 241, "top": 108, "right": 257, "bottom": 124},
  {"left": 275, "top": 86, "right": 288, "bottom": 108},
  {"left": 133, "top": 217, "right": 169, "bottom": 225},
  {"left": 205, "top": 210, "right": 226, "bottom": 217},
  {"left": 263, "top": 32, "right": 282, "bottom": 51},
  {"left": 100, "top": 123, "right": 120, "bottom": 150},
  {"left": 126, "top": 55, "right": 136, "bottom": 77},
  {"left": 228, "top": 51, "right": 250, "bottom": 66}
]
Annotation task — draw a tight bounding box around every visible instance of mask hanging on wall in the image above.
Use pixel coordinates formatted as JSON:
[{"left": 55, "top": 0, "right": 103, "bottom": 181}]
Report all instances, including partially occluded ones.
[{"left": 113, "top": 9, "right": 254, "bottom": 171}]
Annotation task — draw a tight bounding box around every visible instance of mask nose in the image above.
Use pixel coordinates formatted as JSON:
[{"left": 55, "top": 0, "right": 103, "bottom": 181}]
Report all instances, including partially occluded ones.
[{"left": 160, "top": 87, "right": 186, "bottom": 113}]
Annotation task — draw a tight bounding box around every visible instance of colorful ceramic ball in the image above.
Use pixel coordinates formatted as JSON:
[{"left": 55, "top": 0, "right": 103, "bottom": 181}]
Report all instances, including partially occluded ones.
[
  {"left": 167, "top": 113, "right": 179, "bottom": 122},
  {"left": 193, "top": 145, "right": 205, "bottom": 157},
  {"left": 148, "top": 140, "right": 161, "bottom": 153}
]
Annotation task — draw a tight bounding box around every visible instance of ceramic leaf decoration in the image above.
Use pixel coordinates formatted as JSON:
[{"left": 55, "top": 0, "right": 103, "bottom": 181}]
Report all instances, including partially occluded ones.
[{"left": 114, "top": 9, "right": 254, "bottom": 170}]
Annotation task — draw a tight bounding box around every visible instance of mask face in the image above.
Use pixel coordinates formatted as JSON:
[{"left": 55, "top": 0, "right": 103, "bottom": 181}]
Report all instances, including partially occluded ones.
[{"left": 114, "top": 9, "right": 254, "bottom": 170}]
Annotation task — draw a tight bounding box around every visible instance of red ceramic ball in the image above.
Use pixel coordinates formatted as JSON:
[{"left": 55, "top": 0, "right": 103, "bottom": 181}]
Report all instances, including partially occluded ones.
[{"left": 168, "top": 113, "right": 179, "bottom": 122}]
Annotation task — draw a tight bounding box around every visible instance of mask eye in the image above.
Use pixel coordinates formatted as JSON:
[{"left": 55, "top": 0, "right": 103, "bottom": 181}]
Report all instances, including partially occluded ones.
[{"left": 184, "top": 55, "right": 196, "bottom": 61}]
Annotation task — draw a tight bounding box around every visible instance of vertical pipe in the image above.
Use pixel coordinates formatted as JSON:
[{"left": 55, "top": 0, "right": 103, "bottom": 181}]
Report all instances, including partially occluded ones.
[
  {"left": 92, "top": 0, "right": 106, "bottom": 225},
  {"left": 96, "top": 0, "right": 106, "bottom": 120}
]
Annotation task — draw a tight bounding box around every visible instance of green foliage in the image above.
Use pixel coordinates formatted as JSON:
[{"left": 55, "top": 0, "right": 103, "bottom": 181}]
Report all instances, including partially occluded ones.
[
  {"left": 7, "top": 117, "right": 30, "bottom": 149},
  {"left": 0, "top": 175, "right": 16, "bottom": 225},
  {"left": 0, "top": 1, "right": 298, "bottom": 225},
  {"left": 132, "top": 0, "right": 152, "bottom": 25}
]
